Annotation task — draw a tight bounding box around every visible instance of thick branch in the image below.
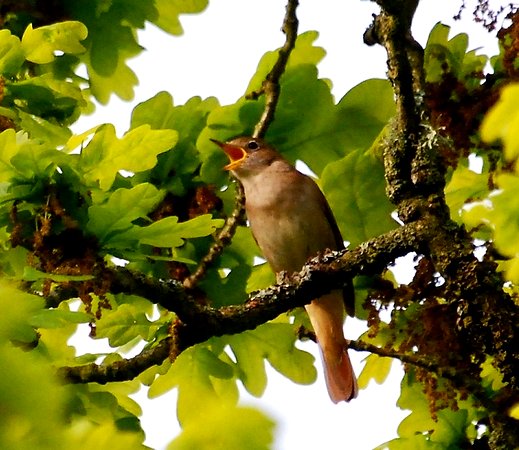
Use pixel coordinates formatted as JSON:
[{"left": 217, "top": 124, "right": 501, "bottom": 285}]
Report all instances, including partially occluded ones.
[
  {"left": 367, "top": 2, "right": 519, "bottom": 446},
  {"left": 57, "top": 221, "right": 428, "bottom": 383}
]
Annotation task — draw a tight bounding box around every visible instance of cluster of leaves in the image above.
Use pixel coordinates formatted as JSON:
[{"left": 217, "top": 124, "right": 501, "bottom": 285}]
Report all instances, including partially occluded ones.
[
  {"left": 0, "top": 0, "right": 208, "bottom": 104},
  {"left": 0, "top": 11, "right": 399, "bottom": 449},
  {"left": 0, "top": 2, "right": 517, "bottom": 450}
]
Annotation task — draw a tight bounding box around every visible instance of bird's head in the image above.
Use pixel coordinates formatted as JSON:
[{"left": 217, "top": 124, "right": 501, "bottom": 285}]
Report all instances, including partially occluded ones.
[{"left": 211, "top": 136, "right": 280, "bottom": 177}]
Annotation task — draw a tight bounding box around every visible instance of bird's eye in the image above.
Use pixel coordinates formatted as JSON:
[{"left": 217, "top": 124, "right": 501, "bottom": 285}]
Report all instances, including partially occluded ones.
[{"left": 247, "top": 140, "right": 259, "bottom": 150}]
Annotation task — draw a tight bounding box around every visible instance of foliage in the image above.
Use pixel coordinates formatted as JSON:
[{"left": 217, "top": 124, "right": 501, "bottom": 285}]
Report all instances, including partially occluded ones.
[{"left": 0, "top": 1, "right": 518, "bottom": 450}]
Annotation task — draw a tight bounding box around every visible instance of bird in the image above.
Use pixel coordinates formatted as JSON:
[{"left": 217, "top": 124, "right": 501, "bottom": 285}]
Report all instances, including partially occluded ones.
[{"left": 212, "top": 136, "right": 358, "bottom": 403}]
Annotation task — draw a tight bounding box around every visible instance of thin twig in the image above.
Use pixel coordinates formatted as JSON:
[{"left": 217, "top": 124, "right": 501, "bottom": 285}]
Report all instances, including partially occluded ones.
[
  {"left": 250, "top": 0, "right": 299, "bottom": 139},
  {"left": 182, "top": 182, "right": 245, "bottom": 290}
]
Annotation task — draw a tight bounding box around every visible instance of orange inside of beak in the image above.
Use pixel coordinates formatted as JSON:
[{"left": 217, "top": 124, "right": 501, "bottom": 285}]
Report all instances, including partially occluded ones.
[{"left": 211, "top": 139, "right": 248, "bottom": 171}]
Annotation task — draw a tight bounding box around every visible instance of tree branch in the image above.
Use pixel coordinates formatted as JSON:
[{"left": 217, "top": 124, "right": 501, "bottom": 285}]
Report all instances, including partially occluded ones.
[
  {"left": 57, "top": 221, "right": 428, "bottom": 383},
  {"left": 248, "top": 0, "right": 299, "bottom": 139},
  {"left": 182, "top": 182, "right": 246, "bottom": 290},
  {"left": 366, "top": 2, "right": 519, "bottom": 446},
  {"left": 57, "top": 337, "right": 172, "bottom": 384}
]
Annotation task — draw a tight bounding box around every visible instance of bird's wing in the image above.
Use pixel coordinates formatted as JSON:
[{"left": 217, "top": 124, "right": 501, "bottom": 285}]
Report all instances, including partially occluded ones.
[{"left": 319, "top": 191, "right": 356, "bottom": 317}]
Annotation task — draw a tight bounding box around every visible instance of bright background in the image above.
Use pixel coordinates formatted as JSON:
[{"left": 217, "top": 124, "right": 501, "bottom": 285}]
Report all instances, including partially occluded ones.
[{"left": 72, "top": 1, "right": 499, "bottom": 448}]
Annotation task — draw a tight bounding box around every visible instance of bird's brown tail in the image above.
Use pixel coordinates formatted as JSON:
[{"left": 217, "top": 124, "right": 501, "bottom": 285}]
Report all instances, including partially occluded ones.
[
  {"left": 305, "top": 291, "right": 358, "bottom": 403},
  {"left": 319, "top": 341, "right": 358, "bottom": 403}
]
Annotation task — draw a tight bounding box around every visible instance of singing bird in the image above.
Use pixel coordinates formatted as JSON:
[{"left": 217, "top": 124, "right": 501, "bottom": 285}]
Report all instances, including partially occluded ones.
[{"left": 212, "top": 136, "right": 358, "bottom": 403}]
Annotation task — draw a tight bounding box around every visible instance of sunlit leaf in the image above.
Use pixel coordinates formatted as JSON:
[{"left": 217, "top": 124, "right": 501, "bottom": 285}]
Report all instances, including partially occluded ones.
[
  {"left": 80, "top": 124, "right": 178, "bottom": 189},
  {"left": 168, "top": 403, "right": 274, "bottom": 450},
  {"left": 424, "top": 23, "right": 487, "bottom": 86},
  {"left": 30, "top": 309, "right": 91, "bottom": 329},
  {"left": 481, "top": 82, "right": 519, "bottom": 167},
  {"left": 87, "top": 183, "right": 165, "bottom": 244},
  {"left": 118, "top": 214, "right": 224, "bottom": 248},
  {"left": 397, "top": 372, "right": 473, "bottom": 446},
  {"left": 0, "top": 29, "right": 24, "bottom": 75},
  {"left": 17, "top": 110, "right": 72, "bottom": 146},
  {"left": 149, "top": 343, "right": 237, "bottom": 424},
  {"left": 5, "top": 73, "right": 85, "bottom": 120},
  {"left": 95, "top": 303, "right": 155, "bottom": 347},
  {"left": 86, "top": 55, "right": 139, "bottom": 104},
  {"left": 489, "top": 174, "right": 519, "bottom": 257},
  {"left": 246, "top": 262, "right": 275, "bottom": 293},
  {"left": 358, "top": 354, "right": 393, "bottom": 389},
  {"left": 22, "top": 22, "right": 87, "bottom": 64},
  {"left": 153, "top": 0, "right": 209, "bottom": 35},
  {"left": 69, "top": 422, "right": 146, "bottom": 450},
  {"left": 131, "top": 93, "right": 219, "bottom": 191},
  {"left": 445, "top": 165, "right": 489, "bottom": 219},
  {"left": 0, "top": 129, "right": 20, "bottom": 182},
  {"left": 226, "top": 323, "right": 317, "bottom": 397}
]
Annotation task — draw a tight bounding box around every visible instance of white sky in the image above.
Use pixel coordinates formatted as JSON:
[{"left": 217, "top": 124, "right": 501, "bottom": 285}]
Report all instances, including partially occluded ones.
[{"left": 73, "top": 1, "right": 501, "bottom": 449}]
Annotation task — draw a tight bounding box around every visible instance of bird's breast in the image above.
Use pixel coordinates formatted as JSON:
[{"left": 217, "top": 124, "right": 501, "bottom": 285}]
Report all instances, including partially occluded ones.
[{"left": 242, "top": 172, "right": 336, "bottom": 274}]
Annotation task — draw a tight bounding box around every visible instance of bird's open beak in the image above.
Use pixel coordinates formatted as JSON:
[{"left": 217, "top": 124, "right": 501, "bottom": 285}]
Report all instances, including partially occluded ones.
[{"left": 210, "top": 139, "right": 248, "bottom": 171}]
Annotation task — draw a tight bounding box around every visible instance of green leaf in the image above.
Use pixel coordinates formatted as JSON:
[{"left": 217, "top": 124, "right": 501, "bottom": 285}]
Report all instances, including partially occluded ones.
[
  {"left": 334, "top": 79, "right": 395, "bottom": 151},
  {"left": 0, "top": 282, "right": 44, "bottom": 343},
  {"left": 321, "top": 149, "right": 396, "bottom": 247},
  {"left": 69, "top": 423, "right": 146, "bottom": 450},
  {"left": 168, "top": 403, "right": 274, "bottom": 450},
  {"left": 17, "top": 110, "right": 72, "bottom": 146},
  {"left": 95, "top": 303, "right": 155, "bottom": 347},
  {"left": 79, "top": 124, "right": 178, "bottom": 190},
  {"left": 246, "top": 31, "right": 326, "bottom": 93},
  {"left": 131, "top": 93, "right": 219, "bottom": 188},
  {"left": 86, "top": 54, "right": 139, "bottom": 104},
  {"left": 397, "top": 372, "right": 472, "bottom": 446},
  {"left": 153, "top": 0, "right": 209, "bottom": 35},
  {"left": 22, "top": 266, "right": 94, "bottom": 282},
  {"left": 376, "top": 435, "right": 447, "bottom": 450},
  {"left": 0, "top": 29, "right": 24, "bottom": 75},
  {"left": 358, "top": 354, "right": 393, "bottom": 389},
  {"left": 87, "top": 183, "right": 165, "bottom": 244},
  {"left": 0, "top": 246, "right": 30, "bottom": 278},
  {"left": 198, "top": 265, "right": 251, "bottom": 307},
  {"left": 226, "top": 323, "right": 317, "bottom": 397},
  {"left": 5, "top": 74, "right": 85, "bottom": 119},
  {"left": 0, "top": 343, "right": 69, "bottom": 450},
  {"left": 149, "top": 343, "right": 237, "bottom": 424},
  {"left": 424, "top": 23, "right": 487, "bottom": 86},
  {"left": 445, "top": 165, "right": 489, "bottom": 219},
  {"left": 118, "top": 214, "right": 224, "bottom": 248},
  {"left": 71, "top": 384, "right": 145, "bottom": 439},
  {"left": 246, "top": 262, "right": 275, "bottom": 293},
  {"left": 72, "top": 0, "right": 150, "bottom": 103},
  {"left": 480, "top": 82, "right": 519, "bottom": 167},
  {"left": 489, "top": 174, "right": 519, "bottom": 257},
  {"left": 30, "top": 309, "right": 91, "bottom": 329},
  {"left": 0, "top": 129, "right": 20, "bottom": 182},
  {"left": 472, "top": 172, "right": 519, "bottom": 286},
  {"left": 10, "top": 139, "right": 62, "bottom": 179},
  {"left": 22, "top": 22, "right": 87, "bottom": 64}
]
